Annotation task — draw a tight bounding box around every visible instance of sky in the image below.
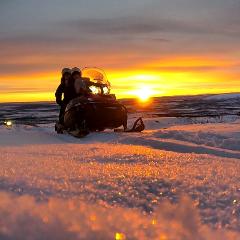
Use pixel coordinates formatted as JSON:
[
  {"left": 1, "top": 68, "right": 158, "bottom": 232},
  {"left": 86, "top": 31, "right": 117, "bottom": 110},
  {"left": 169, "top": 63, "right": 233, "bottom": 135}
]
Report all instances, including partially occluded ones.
[{"left": 0, "top": 0, "right": 240, "bottom": 102}]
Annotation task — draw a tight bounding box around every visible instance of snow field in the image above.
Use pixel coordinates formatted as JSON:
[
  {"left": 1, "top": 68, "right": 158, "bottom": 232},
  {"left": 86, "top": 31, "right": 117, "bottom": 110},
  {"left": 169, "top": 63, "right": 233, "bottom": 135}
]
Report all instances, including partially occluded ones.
[{"left": 0, "top": 116, "right": 240, "bottom": 239}]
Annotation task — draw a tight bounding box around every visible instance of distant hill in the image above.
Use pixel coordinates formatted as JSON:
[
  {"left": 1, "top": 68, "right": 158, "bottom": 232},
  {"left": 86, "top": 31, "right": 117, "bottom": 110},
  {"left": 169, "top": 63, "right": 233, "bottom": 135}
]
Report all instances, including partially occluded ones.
[{"left": 205, "top": 93, "right": 240, "bottom": 100}]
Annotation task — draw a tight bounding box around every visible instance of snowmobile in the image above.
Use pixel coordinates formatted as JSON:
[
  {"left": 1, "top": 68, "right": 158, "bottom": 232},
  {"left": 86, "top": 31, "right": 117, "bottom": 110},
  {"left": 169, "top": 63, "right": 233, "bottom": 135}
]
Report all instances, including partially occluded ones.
[{"left": 55, "top": 68, "right": 145, "bottom": 138}]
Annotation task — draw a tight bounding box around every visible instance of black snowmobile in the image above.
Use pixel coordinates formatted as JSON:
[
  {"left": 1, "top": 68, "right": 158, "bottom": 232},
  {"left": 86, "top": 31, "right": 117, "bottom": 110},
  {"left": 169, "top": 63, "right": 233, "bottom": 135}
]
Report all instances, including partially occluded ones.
[{"left": 55, "top": 68, "right": 145, "bottom": 138}]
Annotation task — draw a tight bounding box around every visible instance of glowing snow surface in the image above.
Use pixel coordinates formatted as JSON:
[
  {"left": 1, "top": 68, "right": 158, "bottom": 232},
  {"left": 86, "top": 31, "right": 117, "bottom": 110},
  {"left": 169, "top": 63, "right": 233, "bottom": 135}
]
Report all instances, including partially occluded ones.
[{"left": 0, "top": 117, "right": 240, "bottom": 239}]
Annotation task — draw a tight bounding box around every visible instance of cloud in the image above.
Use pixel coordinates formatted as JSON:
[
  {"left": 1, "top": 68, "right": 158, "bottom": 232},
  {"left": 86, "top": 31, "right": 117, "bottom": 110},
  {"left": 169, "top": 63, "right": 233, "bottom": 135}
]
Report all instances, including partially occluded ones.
[
  {"left": 0, "top": 63, "right": 57, "bottom": 75},
  {"left": 0, "top": 0, "right": 240, "bottom": 100},
  {"left": 64, "top": 16, "right": 214, "bottom": 35},
  {"left": 143, "top": 63, "right": 240, "bottom": 73}
]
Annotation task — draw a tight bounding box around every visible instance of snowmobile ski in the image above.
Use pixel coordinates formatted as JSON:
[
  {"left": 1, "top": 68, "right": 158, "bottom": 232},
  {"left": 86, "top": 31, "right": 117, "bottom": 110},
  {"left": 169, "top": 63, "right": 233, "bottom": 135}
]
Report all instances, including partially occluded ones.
[
  {"left": 68, "top": 129, "right": 89, "bottom": 138},
  {"left": 55, "top": 122, "right": 89, "bottom": 138}
]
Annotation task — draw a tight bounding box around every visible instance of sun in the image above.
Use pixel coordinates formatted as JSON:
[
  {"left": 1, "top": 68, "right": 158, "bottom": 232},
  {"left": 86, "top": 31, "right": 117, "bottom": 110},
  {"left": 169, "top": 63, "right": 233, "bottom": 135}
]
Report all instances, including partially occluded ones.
[{"left": 134, "top": 87, "right": 154, "bottom": 102}]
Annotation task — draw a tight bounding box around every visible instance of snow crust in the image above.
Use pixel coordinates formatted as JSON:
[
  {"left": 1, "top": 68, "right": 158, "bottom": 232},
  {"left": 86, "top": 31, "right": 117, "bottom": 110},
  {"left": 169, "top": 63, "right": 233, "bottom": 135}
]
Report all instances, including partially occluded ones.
[
  {"left": 0, "top": 116, "right": 240, "bottom": 239},
  {"left": 0, "top": 193, "right": 238, "bottom": 240}
]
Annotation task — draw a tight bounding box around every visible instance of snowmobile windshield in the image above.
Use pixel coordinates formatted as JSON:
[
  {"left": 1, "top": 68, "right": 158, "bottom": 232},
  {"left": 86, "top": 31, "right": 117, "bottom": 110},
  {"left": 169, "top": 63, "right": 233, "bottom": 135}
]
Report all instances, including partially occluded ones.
[{"left": 82, "top": 68, "right": 111, "bottom": 95}]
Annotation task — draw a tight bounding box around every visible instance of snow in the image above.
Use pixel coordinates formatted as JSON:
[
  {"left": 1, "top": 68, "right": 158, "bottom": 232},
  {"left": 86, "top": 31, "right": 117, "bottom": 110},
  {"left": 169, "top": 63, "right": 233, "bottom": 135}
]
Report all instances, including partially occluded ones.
[
  {"left": 0, "top": 116, "right": 240, "bottom": 239},
  {"left": 205, "top": 93, "right": 240, "bottom": 100}
]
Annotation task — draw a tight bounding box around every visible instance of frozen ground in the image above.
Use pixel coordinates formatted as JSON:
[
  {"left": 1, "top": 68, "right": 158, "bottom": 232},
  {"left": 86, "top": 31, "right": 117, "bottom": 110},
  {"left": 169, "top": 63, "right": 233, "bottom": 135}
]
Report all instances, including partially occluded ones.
[{"left": 1, "top": 114, "right": 240, "bottom": 239}]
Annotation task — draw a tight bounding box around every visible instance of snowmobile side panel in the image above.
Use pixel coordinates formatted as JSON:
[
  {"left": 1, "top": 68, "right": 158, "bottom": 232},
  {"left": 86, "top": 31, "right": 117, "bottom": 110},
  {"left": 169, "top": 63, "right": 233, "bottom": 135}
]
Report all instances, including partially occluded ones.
[{"left": 64, "top": 98, "right": 127, "bottom": 132}]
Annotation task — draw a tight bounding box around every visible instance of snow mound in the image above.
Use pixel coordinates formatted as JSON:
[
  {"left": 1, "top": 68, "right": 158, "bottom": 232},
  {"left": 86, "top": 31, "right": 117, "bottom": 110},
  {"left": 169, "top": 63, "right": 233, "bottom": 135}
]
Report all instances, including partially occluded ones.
[
  {"left": 0, "top": 192, "right": 237, "bottom": 240},
  {"left": 152, "top": 121, "right": 240, "bottom": 152}
]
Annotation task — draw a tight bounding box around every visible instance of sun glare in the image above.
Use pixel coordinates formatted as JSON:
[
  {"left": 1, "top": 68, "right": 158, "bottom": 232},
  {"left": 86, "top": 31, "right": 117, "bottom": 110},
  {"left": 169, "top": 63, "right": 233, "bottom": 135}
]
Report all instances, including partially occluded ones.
[{"left": 134, "top": 87, "right": 154, "bottom": 102}]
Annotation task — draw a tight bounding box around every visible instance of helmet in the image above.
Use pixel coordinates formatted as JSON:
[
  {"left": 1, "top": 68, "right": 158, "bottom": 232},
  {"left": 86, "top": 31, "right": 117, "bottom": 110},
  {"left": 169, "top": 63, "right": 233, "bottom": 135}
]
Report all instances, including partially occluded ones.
[
  {"left": 71, "top": 67, "right": 81, "bottom": 74},
  {"left": 61, "top": 68, "right": 71, "bottom": 75}
]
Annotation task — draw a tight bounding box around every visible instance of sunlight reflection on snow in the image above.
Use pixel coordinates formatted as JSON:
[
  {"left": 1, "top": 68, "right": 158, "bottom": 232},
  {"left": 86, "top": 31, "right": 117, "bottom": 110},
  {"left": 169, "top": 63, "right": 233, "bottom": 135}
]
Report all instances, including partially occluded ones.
[{"left": 0, "top": 192, "right": 238, "bottom": 240}]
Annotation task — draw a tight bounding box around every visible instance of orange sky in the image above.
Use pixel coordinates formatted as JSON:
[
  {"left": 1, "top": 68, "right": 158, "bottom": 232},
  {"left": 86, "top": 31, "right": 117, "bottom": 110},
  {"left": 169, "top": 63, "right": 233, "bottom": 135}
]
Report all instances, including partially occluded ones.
[
  {"left": 0, "top": 0, "right": 240, "bottom": 102},
  {"left": 0, "top": 55, "right": 239, "bottom": 103}
]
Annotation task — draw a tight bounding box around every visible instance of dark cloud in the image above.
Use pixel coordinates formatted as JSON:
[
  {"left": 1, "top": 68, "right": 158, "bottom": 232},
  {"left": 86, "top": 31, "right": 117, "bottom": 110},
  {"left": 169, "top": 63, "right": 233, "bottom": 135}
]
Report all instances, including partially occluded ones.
[{"left": 65, "top": 17, "right": 213, "bottom": 35}]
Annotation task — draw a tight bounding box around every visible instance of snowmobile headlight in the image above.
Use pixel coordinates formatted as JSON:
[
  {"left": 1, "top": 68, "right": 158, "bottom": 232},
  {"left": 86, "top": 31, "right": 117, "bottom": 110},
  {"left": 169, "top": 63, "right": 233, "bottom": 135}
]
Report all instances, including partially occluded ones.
[
  {"left": 89, "top": 86, "right": 100, "bottom": 94},
  {"left": 103, "top": 86, "right": 110, "bottom": 94},
  {"left": 4, "top": 120, "right": 13, "bottom": 128}
]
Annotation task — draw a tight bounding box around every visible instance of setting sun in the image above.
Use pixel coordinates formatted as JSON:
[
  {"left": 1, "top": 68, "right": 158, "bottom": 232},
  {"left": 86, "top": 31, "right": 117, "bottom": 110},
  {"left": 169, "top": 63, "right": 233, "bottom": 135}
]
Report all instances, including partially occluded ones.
[{"left": 134, "top": 87, "right": 154, "bottom": 102}]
